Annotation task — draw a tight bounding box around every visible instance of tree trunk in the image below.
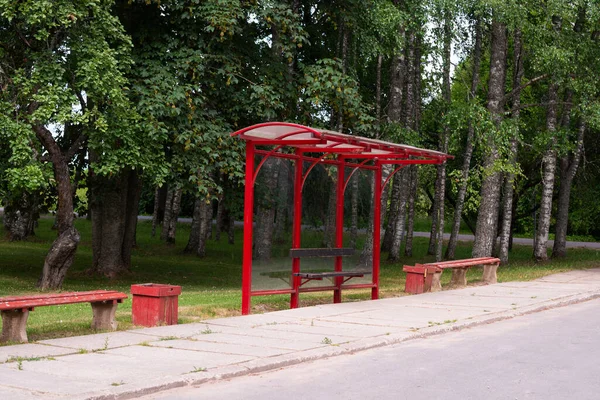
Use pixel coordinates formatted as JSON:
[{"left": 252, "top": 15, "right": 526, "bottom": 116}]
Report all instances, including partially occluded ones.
[
  {"left": 227, "top": 209, "right": 235, "bottom": 245},
  {"left": 254, "top": 158, "right": 280, "bottom": 261},
  {"left": 215, "top": 196, "right": 224, "bottom": 242},
  {"left": 151, "top": 185, "right": 167, "bottom": 237},
  {"left": 552, "top": 121, "right": 584, "bottom": 257},
  {"left": 185, "top": 198, "right": 202, "bottom": 253},
  {"left": 388, "top": 33, "right": 406, "bottom": 123},
  {"left": 3, "top": 192, "right": 39, "bottom": 241},
  {"left": 322, "top": 173, "right": 337, "bottom": 248},
  {"left": 350, "top": 174, "right": 359, "bottom": 248},
  {"left": 533, "top": 83, "right": 559, "bottom": 262},
  {"left": 497, "top": 28, "right": 524, "bottom": 265},
  {"left": 388, "top": 169, "right": 408, "bottom": 261},
  {"left": 161, "top": 187, "right": 182, "bottom": 244},
  {"left": 274, "top": 161, "right": 290, "bottom": 243},
  {"left": 34, "top": 125, "right": 80, "bottom": 290},
  {"left": 472, "top": 20, "right": 508, "bottom": 258},
  {"left": 446, "top": 17, "right": 482, "bottom": 260},
  {"left": 360, "top": 165, "right": 391, "bottom": 266},
  {"left": 89, "top": 168, "right": 142, "bottom": 278},
  {"left": 382, "top": 174, "right": 401, "bottom": 252},
  {"left": 376, "top": 53, "right": 383, "bottom": 128},
  {"left": 404, "top": 166, "right": 418, "bottom": 257},
  {"left": 429, "top": 13, "right": 452, "bottom": 260}
]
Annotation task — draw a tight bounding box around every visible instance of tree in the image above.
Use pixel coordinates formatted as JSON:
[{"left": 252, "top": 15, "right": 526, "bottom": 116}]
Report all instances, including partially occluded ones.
[{"left": 0, "top": 0, "right": 154, "bottom": 288}]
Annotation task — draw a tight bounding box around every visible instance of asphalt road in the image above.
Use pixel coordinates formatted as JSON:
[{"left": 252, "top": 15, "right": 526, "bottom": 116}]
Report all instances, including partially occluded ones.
[{"left": 142, "top": 298, "right": 600, "bottom": 400}]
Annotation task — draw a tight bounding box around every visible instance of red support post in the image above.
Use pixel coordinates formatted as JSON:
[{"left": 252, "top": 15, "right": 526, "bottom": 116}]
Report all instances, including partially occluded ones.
[
  {"left": 291, "top": 149, "right": 304, "bottom": 309},
  {"left": 372, "top": 161, "right": 382, "bottom": 300},
  {"left": 334, "top": 158, "right": 345, "bottom": 303},
  {"left": 242, "top": 143, "right": 255, "bottom": 315}
]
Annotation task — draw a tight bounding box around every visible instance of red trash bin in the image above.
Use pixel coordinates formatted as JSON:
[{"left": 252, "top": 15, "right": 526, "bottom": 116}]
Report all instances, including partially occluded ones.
[
  {"left": 403, "top": 266, "right": 437, "bottom": 294},
  {"left": 131, "top": 283, "right": 182, "bottom": 327}
]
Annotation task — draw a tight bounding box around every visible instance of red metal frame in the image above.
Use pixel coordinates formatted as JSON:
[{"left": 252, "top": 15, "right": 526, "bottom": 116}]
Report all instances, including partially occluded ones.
[{"left": 232, "top": 122, "right": 452, "bottom": 314}]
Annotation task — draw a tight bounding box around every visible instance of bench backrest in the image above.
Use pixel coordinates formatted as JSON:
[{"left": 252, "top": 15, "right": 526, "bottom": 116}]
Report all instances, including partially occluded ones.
[{"left": 289, "top": 248, "right": 355, "bottom": 258}]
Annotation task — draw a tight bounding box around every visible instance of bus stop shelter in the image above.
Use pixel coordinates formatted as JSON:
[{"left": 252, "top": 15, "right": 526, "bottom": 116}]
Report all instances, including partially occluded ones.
[{"left": 232, "top": 122, "right": 452, "bottom": 315}]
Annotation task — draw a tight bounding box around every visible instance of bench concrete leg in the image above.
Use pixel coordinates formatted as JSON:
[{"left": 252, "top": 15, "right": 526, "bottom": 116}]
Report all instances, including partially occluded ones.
[
  {"left": 430, "top": 271, "right": 443, "bottom": 292},
  {"left": 91, "top": 301, "right": 118, "bottom": 331},
  {"left": 482, "top": 264, "right": 499, "bottom": 284},
  {"left": 1, "top": 309, "right": 29, "bottom": 343},
  {"left": 450, "top": 268, "right": 468, "bottom": 287}
]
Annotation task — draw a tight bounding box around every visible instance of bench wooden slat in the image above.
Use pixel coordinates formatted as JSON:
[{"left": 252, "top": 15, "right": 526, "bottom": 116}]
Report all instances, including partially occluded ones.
[
  {"left": 0, "top": 291, "right": 128, "bottom": 311},
  {"left": 421, "top": 257, "right": 500, "bottom": 270},
  {"left": 289, "top": 248, "right": 355, "bottom": 258},
  {"left": 293, "top": 271, "right": 370, "bottom": 280},
  {"left": 0, "top": 290, "right": 124, "bottom": 303}
]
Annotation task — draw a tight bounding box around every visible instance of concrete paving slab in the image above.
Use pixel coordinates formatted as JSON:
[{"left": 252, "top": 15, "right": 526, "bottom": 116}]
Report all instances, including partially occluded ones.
[
  {"left": 103, "top": 346, "right": 255, "bottom": 370},
  {"left": 0, "top": 363, "right": 100, "bottom": 396},
  {"left": 0, "top": 343, "right": 74, "bottom": 363},
  {"left": 316, "top": 306, "right": 495, "bottom": 329},
  {"left": 256, "top": 320, "right": 399, "bottom": 338},
  {"left": 197, "top": 314, "right": 302, "bottom": 329},
  {"left": 413, "top": 292, "right": 540, "bottom": 309},
  {"left": 149, "top": 338, "right": 293, "bottom": 357},
  {"left": 0, "top": 385, "right": 58, "bottom": 400},
  {"left": 443, "top": 286, "right": 588, "bottom": 300},
  {"left": 8, "top": 346, "right": 252, "bottom": 389},
  {"left": 38, "top": 331, "right": 160, "bottom": 351},
  {"left": 128, "top": 323, "right": 219, "bottom": 338},
  {"left": 214, "top": 325, "right": 358, "bottom": 344},
  {"left": 186, "top": 332, "right": 331, "bottom": 350},
  {"left": 273, "top": 303, "right": 381, "bottom": 319}
]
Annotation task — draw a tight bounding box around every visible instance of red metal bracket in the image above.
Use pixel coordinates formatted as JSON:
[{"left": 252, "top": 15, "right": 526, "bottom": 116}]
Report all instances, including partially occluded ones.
[
  {"left": 252, "top": 145, "right": 284, "bottom": 185},
  {"left": 342, "top": 159, "right": 371, "bottom": 194},
  {"left": 381, "top": 164, "right": 407, "bottom": 192}
]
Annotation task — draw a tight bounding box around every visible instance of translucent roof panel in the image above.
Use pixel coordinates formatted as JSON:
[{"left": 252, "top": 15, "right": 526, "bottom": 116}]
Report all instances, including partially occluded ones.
[{"left": 232, "top": 122, "right": 452, "bottom": 162}]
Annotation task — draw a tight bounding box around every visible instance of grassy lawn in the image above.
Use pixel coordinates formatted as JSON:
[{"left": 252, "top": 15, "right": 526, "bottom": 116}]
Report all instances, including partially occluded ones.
[{"left": 1, "top": 217, "right": 599, "bottom": 344}]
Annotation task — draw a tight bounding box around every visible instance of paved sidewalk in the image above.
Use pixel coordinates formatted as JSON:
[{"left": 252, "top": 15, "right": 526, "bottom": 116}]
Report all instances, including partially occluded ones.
[{"left": 2, "top": 269, "right": 600, "bottom": 400}]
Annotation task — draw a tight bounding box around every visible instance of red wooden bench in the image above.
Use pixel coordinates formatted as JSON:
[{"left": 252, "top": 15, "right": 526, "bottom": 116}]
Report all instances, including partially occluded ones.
[
  {"left": 0, "top": 290, "right": 128, "bottom": 343},
  {"left": 403, "top": 257, "right": 500, "bottom": 294}
]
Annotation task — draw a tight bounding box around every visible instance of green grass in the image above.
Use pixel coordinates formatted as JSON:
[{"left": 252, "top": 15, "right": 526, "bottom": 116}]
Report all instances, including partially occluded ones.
[{"left": 1, "top": 217, "right": 599, "bottom": 344}]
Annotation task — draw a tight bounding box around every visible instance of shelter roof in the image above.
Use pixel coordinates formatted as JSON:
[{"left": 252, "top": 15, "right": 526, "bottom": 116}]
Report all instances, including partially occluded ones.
[{"left": 232, "top": 122, "right": 452, "bottom": 163}]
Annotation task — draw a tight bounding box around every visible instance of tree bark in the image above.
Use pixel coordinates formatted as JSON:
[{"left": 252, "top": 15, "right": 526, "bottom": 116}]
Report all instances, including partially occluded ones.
[
  {"left": 498, "top": 28, "right": 524, "bottom": 265},
  {"left": 322, "top": 173, "right": 337, "bottom": 248},
  {"left": 446, "top": 17, "right": 482, "bottom": 260},
  {"left": 552, "top": 121, "right": 584, "bottom": 258},
  {"left": 227, "top": 209, "right": 235, "bottom": 245},
  {"left": 34, "top": 125, "right": 80, "bottom": 290},
  {"left": 382, "top": 174, "right": 401, "bottom": 252},
  {"left": 151, "top": 185, "right": 167, "bottom": 237},
  {"left": 472, "top": 20, "right": 508, "bottom": 258},
  {"left": 350, "top": 174, "right": 359, "bottom": 248},
  {"left": 185, "top": 197, "right": 212, "bottom": 257},
  {"left": 388, "top": 169, "right": 408, "bottom": 261},
  {"left": 376, "top": 53, "right": 383, "bottom": 128},
  {"left": 274, "top": 161, "right": 290, "bottom": 243},
  {"left": 533, "top": 83, "right": 559, "bottom": 262},
  {"left": 404, "top": 165, "right": 418, "bottom": 257},
  {"left": 3, "top": 192, "right": 39, "bottom": 241},
  {"left": 360, "top": 165, "right": 391, "bottom": 266},
  {"left": 433, "top": 12, "right": 452, "bottom": 262},
  {"left": 254, "top": 158, "right": 280, "bottom": 261},
  {"left": 215, "top": 196, "right": 224, "bottom": 242},
  {"left": 161, "top": 187, "right": 182, "bottom": 244},
  {"left": 89, "top": 167, "right": 142, "bottom": 278}
]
